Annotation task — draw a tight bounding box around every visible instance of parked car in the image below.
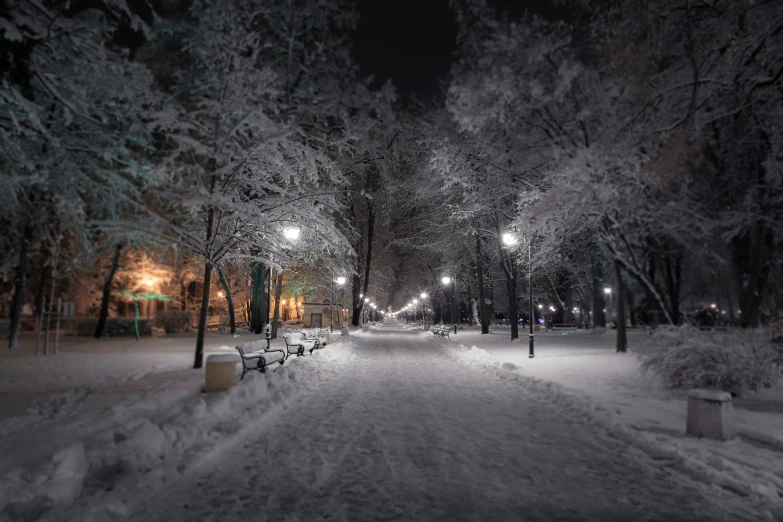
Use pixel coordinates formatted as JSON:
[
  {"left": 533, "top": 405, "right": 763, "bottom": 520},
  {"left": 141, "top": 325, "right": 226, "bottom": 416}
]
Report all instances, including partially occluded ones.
[{"left": 284, "top": 319, "right": 305, "bottom": 329}]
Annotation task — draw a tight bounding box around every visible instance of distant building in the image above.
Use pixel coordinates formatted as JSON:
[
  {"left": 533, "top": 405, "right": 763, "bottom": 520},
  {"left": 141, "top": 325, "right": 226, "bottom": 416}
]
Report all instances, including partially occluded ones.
[{"left": 301, "top": 302, "right": 348, "bottom": 328}]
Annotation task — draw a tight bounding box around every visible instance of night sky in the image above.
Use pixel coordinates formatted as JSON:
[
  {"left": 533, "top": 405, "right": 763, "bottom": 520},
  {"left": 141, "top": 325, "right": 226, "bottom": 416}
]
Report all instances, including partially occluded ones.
[
  {"left": 353, "top": 0, "right": 457, "bottom": 99},
  {"left": 353, "top": 0, "right": 574, "bottom": 99}
]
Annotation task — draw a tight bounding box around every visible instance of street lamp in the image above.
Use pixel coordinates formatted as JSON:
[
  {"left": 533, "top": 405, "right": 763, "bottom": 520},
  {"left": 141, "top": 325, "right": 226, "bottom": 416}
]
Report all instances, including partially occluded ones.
[
  {"left": 264, "top": 226, "right": 301, "bottom": 345},
  {"left": 331, "top": 273, "right": 346, "bottom": 332},
  {"left": 283, "top": 227, "right": 300, "bottom": 241},
  {"left": 604, "top": 287, "right": 613, "bottom": 325},
  {"left": 503, "top": 232, "right": 534, "bottom": 358},
  {"left": 501, "top": 232, "right": 518, "bottom": 246},
  {"left": 442, "top": 276, "right": 457, "bottom": 332}
]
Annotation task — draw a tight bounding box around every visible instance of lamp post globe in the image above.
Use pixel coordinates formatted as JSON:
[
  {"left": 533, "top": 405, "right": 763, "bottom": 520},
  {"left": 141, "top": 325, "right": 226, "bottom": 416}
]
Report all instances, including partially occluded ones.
[{"left": 283, "top": 227, "right": 300, "bottom": 241}]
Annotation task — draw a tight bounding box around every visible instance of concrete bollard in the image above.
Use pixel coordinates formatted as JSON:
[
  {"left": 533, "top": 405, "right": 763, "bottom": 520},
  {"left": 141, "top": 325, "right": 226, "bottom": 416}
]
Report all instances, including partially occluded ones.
[
  {"left": 686, "top": 389, "right": 737, "bottom": 441},
  {"left": 321, "top": 333, "right": 330, "bottom": 346},
  {"left": 204, "top": 353, "right": 240, "bottom": 393}
]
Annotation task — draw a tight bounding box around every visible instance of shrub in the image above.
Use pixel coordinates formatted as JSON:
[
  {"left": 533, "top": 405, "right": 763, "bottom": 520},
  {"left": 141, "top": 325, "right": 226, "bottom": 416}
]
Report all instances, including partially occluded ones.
[
  {"left": 634, "top": 326, "right": 781, "bottom": 396},
  {"left": 77, "top": 318, "right": 152, "bottom": 337},
  {"left": 154, "top": 310, "right": 192, "bottom": 333}
]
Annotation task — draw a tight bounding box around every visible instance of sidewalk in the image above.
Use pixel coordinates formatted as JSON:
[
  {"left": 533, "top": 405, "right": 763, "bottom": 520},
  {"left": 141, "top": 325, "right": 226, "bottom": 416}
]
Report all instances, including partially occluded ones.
[{"left": 443, "top": 325, "right": 783, "bottom": 504}]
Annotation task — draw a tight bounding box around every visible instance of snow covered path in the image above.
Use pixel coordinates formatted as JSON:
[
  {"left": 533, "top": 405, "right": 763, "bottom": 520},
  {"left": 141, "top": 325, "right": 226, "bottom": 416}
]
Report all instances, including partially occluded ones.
[{"left": 128, "top": 327, "right": 756, "bottom": 521}]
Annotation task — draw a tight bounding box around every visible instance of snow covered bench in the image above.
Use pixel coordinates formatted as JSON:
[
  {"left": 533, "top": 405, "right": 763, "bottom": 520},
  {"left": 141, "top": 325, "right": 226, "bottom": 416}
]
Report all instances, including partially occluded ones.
[
  {"left": 235, "top": 341, "right": 285, "bottom": 379},
  {"left": 282, "top": 332, "right": 320, "bottom": 358},
  {"left": 430, "top": 325, "right": 451, "bottom": 339}
]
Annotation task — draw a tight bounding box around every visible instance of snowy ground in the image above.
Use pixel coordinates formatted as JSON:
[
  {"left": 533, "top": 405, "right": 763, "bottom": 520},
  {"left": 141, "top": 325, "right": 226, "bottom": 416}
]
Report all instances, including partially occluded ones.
[
  {"left": 447, "top": 326, "right": 783, "bottom": 505},
  {"left": 0, "top": 323, "right": 780, "bottom": 521}
]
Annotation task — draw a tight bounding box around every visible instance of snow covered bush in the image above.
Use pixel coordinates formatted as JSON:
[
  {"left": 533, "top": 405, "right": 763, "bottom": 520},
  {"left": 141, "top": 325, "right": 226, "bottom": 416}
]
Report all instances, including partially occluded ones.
[
  {"left": 154, "top": 311, "right": 192, "bottom": 334},
  {"left": 635, "top": 326, "right": 781, "bottom": 396},
  {"left": 76, "top": 319, "right": 151, "bottom": 338}
]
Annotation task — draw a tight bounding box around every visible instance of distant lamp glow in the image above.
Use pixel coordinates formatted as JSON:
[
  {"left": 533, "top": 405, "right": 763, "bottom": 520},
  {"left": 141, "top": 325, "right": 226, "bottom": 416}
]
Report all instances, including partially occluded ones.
[
  {"left": 550, "top": 306, "right": 555, "bottom": 312},
  {"left": 538, "top": 304, "right": 542, "bottom": 309},
  {"left": 421, "top": 292, "right": 427, "bottom": 299},
  {"left": 217, "top": 290, "right": 225, "bottom": 298},
  {"left": 364, "top": 298, "right": 369, "bottom": 303},
  {"left": 710, "top": 303, "right": 717, "bottom": 309},
  {"left": 604, "top": 287, "right": 612, "bottom": 294},
  {"left": 336, "top": 276, "right": 346, "bottom": 285},
  {"left": 413, "top": 299, "right": 418, "bottom": 304},
  {"left": 442, "top": 276, "right": 451, "bottom": 285},
  {"left": 502, "top": 232, "right": 518, "bottom": 246},
  {"left": 283, "top": 227, "right": 300, "bottom": 241},
  {"left": 144, "top": 278, "right": 154, "bottom": 288}
]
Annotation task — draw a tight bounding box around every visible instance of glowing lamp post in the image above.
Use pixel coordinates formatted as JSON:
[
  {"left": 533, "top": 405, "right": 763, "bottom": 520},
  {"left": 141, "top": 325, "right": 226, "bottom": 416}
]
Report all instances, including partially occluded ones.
[
  {"left": 503, "top": 232, "right": 534, "bottom": 358},
  {"left": 442, "top": 276, "right": 457, "bottom": 333},
  {"left": 331, "top": 274, "right": 346, "bottom": 332},
  {"left": 264, "top": 226, "right": 301, "bottom": 345},
  {"left": 283, "top": 227, "right": 300, "bottom": 241},
  {"left": 604, "top": 287, "right": 613, "bottom": 326}
]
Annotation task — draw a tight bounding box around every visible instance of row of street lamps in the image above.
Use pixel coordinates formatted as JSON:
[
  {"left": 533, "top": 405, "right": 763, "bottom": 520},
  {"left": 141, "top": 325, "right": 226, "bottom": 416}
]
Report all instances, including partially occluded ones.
[{"left": 399, "top": 292, "right": 429, "bottom": 323}]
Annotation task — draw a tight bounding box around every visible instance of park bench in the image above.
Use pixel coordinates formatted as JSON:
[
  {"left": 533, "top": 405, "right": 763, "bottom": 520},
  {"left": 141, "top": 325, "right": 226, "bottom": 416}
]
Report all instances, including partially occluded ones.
[
  {"left": 282, "top": 331, "right": 320, "bottom": 358},
  {"left": 235, "top": 340, "right": 285, "bottom": 379},
  {"left": 551, "top": 324, "right": 578, "bottom": 331},
  {"left": 429, "top": 325, "right": 451, "bottom": 339}
]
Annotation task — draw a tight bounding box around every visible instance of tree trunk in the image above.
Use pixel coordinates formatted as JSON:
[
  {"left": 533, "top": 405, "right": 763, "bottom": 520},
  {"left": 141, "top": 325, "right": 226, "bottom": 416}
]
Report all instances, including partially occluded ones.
[
  {"left": 250, "top": 261, "right": 267, "bottom": 334},
  {"left": 591, "top": 244, "right": 606, "bottom": 328},
  {"left": 217, "top": 265, "right": 236, "bottom": 335},
  {"left": 95, "top": 241, "right": 124, "bottom": 339},
  {"left": 8, "top": 217, "right": 34, "bottom": 349},
  {"left": 732, "top": 222, "right": 774, "bottom": 328},
  {"left": 663, "top": 253, "right": 682, "bottom": 325},
  {"left": 272, "top": 271, "right": 283, "bottom": 339},
  {"left": 194, "top": 261, "right": 212, "bottom": 369},
  {"left": 361, "top": 204, "right": 376, "bottom": 324},
  {"left": 476, "top": 235, "right": 490, "bottom": 334},
  {"left": 468, "top": 277, "right": 479, "bottom": 326},
  {"left": 614, "top": 258, "right": 627, "bottom": 353},
  {"left": 43, "top": 231, "right": 63, "bottom": 355}
]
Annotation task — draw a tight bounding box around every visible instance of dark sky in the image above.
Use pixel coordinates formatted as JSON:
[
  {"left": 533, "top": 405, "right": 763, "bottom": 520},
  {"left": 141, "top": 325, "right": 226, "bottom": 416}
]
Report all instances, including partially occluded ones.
[
  {"left": 353, "top": 0, "right": 457, "bottom": 100},
  {"left": 353, "top": 0, "right": 573, "bottom": 100}
]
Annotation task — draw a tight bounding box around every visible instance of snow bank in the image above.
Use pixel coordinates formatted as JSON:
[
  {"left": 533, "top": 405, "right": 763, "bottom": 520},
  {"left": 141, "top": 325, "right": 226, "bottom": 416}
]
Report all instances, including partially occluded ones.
[
  {"left": 0, "top": 339, "right": 356, "bottom": 521},
  {"left": 450, "top": 343, "right": 783, "bottom": 517}
]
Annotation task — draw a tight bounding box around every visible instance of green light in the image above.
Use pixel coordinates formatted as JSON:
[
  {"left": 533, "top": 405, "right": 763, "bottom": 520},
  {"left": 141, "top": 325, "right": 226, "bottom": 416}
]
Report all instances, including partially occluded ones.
[{"left": 233, "top": 334, "right": 240, "bottom": 338}]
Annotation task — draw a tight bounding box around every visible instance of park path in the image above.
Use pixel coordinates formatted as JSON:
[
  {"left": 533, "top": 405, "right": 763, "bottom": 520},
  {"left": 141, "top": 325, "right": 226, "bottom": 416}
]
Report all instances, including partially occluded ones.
[{"left": 128, "top": 326, "right": 755, "bottom": 522}]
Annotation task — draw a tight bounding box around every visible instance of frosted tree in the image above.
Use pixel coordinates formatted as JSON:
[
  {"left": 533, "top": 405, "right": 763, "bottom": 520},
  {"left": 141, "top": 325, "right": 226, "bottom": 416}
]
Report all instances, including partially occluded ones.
[
  {"left": 105, "top": 0, "right": 351, "bottom": 368},
  {"left": 1, "top": 1, "right": 155, "bottom": 349}
]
